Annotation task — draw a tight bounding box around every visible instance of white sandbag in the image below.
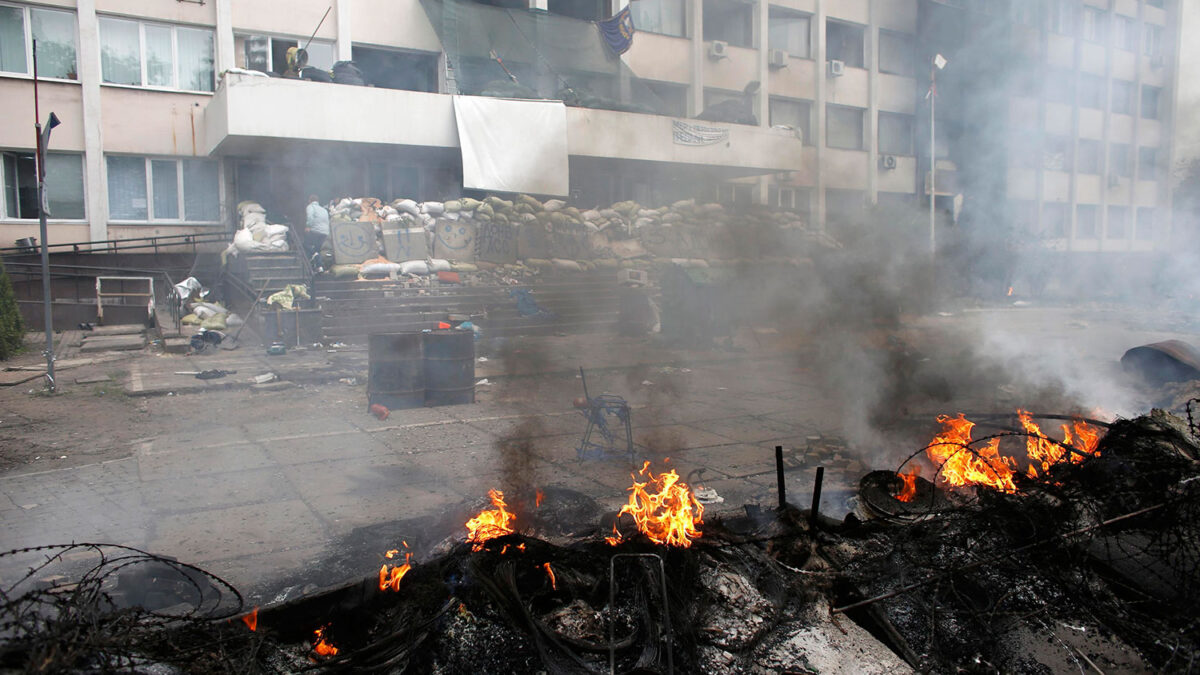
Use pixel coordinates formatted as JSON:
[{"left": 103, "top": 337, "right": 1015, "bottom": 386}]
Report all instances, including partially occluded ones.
[
  {"left": 398, "top": 260, "right": 431, "bottom": 275},
  {"left": 581, "top": 209, "right": 602, "bottom": 222},
  {"left": 193, "top": 306, "right": 216, "bottom": 320},
  {"left": 360, "top": 262, "right": 402, "bottom": 276},
  {"left": 542, "top": 199, "right": 565, "bottom": 212},
  {"left": 225, "top": 313, "right": 244, "bottom": 327},
  {"left": 268, "top": 239, "right": 289, "bottom": 251},
  {"left": 386, "top": 213, "right": 404, "bottom": 223},
  {"left": 427, "top": 258, "right": 452, "bottom": 272},
  {"left": 394, "top": 199, "right": 420, "bottom": 217},
  {"left": 191, "top": 301, "right": 228, "bottom": 316},
  {"left": 238, "top": 202, "right": 265, "bottom": 216},
  {"left": 440, "top": 211, "right": 460, "bottom": 222},
  {"left": 421, "top": 201, "right": 445, "bottom": 216},
  {"left": 265, "top": 224, "right": 290, "bottom": 237},
  {"left": 551, "top": 258, "right": 583, "bottom": 271},
  {"left": 233, "top": 228, "right": 256, "bottom": 252},
  {"left": 242, "top": 211, "right": 266, "bottom": 227}
]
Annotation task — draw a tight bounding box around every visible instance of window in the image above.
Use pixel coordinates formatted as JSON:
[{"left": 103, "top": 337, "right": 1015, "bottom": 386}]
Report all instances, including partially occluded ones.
[
  {"left": 1079, "top": 74, "right": 1104, "bottom": 109},
  {"left": 827, "top": 105, "right": 865, "bottom": 150},
  {"left": 1109, "top": 143, "right": 1131, "bottom": 177},
  {"left": 1144, "top": 24, "right": 1162, "bottom": 58},
  {"left": 878, "top": 112, "right": 914, "bottom": 155},
  {"left": 1077, "top": 139, "right": 1102, "bottom": 174},
  {"left": 1146, "top": 0, "right": 1164, "bottom": 9},
  {"left": 241, "top": 35, "right": 335, "bottom": 76},
  {"left": 878, "top": 30, "right": 914, "bottom": 77},
  {"left": 1043, "top": 203, "right": 1068, "bottom": 238},
  {"left": 1076, "top": 204, "right": 1098, "bottom": 239},
  {"left": 768, "top": 7, "right": 810, "bottom": 58},
  {"left": 547, "top": 0, "right": 606, "bottom": 21},
  {"left": 768, "top": 97, "right": 811, "bottom": 144},
  {"left": 1111, "top": 80, "right": 1135, "bottom": 114},
  {"left": 100, "top": 17, "right": 214, "bottom": 92},
  {"left": 631, "top": 0, "right": 686, "bottom": 38},
  {"left": 1044, "top": 68, "right": 1075, "bottom": 104},
  {"left": 0, "top": 4, "right": 76, "bottom": 79},
  {"left": 1081, "top": 6, "right": 1107, "bottom": 43},
  {"left": 1, "top": 151, "right": 84, "bottom": 220},
  {"left": 1106, "top": 206, "right": 1128, "bottom": 239},
  {"left": 1113, "top": 15, "right": 1136, "bottom": 51},
  {"left": 352, "top": 46, "right": 437, "bottom": 92},
  {"left": 826, "top": 20, "right": 864, "bottom": 68},
  {"left": 1141, "top": 85, "right": 1161, "bottom": 120},
  {"left": 716, "top": 182, "right": 755, "bottom": 210},
  {"left": 1049, "top": 0, "right": 1076, "bottom": 35},
  {"left": 703, "top": 0, "right": 754, "bottom": 48},
  {"left": 1044, "top": 135, "right": 1073, "bottom": 171},
  {"left": 106, "top": 156, "right": 219, "bottom": 222},
  {"left": 1135, "top": 206, "right": 1156, "bottom": 240},
  {"left": 645, "top": 81, "right": 688, "bottom": 117},
  {"left": 1138, "top": 146, "right": 1157, "bottom": 180},
  {"left": 768, "top": 185, "right": 810, "bottom": 213}
]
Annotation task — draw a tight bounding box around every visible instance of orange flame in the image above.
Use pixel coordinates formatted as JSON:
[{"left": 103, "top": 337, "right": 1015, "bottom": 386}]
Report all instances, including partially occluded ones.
[
  {"left": 543, "top": 562, "right": 557, "bottom": 590},
  {"left": 535, "top": 490, "right": 544, "bottom": 508},
  {"left": 241, "top": 607, "right": 258, "bottom": 632},
  {"left": 1007, "top": 286, "right": 1014, "bottom": 297},
  {"left": 894, "top": 465, "right": 920, "bottom": 502},
  {"left": 379, "top": 544, "right": 413, "bottom": 592},
  {"left": 926, "top": 414, "right": 1018, "bottom": 493},
  {"left": 313, "top": 626, "right": 338, "bottom": 657},
  {"left": 1062, "top": 419, "right": 1101, "bottom": 458},
  {"left": 607, "top": 462, "right": 704, "bottom": 548},
  {"left": 465, "top": 489, "right": 515, "bottom": 551}
]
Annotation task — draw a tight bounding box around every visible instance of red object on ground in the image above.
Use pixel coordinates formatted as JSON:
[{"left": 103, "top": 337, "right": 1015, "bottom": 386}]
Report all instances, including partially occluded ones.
[
  {"left": 437, "top": 271, "right": 461, "bottom": 284},
  {"left": 369, "top": 403, "right": 390, "bottom": 420},
  {"left": 437, "top": 321, "right": 452, "bottom": 329}
]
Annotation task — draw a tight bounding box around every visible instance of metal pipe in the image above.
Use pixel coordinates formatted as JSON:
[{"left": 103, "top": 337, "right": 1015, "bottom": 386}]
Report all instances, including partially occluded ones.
[
  {"left": 809, "top": 466, "right": 824, "bottom": 527},
  {"left": 775, "top": 445, "right": 786, "bottom": 509},
  {"left": 33, "top": 40, "right": 55, "bottom": 392}
]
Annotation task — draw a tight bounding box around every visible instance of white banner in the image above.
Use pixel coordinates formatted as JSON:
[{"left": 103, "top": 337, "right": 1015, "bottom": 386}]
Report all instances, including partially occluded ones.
[
  {"left": 672, "top": 120, "right": 729, "bottom": 146},
  {"left": 453, "top": 96, "right": 569, "bottom": 196}
]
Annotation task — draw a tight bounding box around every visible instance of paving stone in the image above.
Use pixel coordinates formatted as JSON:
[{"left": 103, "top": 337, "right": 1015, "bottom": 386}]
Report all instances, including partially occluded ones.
[{"left": 80, "top": 335, "right": 145, "bottom": 353}]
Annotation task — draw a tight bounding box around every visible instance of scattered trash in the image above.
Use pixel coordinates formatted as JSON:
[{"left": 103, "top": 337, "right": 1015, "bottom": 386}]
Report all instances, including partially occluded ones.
[
  {"left": 510, "top": 288, "right": 555, "bottom": 319},
  {"left": 937, "top": 311, "right": 954, "bottom": 317},
  {"left": 475, "top": 378, "right": 491, "bottom": 386},
  {"left": 339, "top": 377, "right": 358, "bottom": 386},
  {"left": 77, "top": 322, "right": 94, "bottom": 331},
  {"left": 266, "top": 342, "right": 287, "bottom": 356},
  {"left": 369, "top": 403, "right": 390, "bottom": 420},
  {"left": 641, "top": 380, "right": 654, "bottom": 386},
  {"left": 330, "top": 342, "right": 347, "bottom": 348},
  {"left": 477, "top": 357, "right": 488, "bottom": 363},
  {"left": 437, "top": 321, "right": 452, "bottom": 329},
  {"left": 694, "top": 487, "right": 724, "bottom": 504},
  {"left": 253, "top": 373, "right": 278, "bottom": 384}
]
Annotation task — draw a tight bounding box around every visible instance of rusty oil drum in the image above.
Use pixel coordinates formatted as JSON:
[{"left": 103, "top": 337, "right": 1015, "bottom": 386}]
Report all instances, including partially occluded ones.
[
  {"left": 423, "top": 330, "right": 475, "bottom": 406},
  {"left": 367, "top": 332, "right": 425, "bottom": 410}
]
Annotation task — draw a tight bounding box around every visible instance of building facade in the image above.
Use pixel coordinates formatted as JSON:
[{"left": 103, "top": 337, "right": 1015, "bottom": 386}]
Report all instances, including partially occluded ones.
[{"left": 0, "top": 0, "right": 1182, "bottom": 257}]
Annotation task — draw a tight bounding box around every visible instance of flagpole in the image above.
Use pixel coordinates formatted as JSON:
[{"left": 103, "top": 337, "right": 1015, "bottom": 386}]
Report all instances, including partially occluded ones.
[{"left": 929, "top": 60, "right": 937, "bottom": 261}]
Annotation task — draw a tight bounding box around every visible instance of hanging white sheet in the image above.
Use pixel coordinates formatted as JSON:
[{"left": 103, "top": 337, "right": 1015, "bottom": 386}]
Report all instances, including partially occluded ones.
[{"left": 452, "top": 95, "right": 569, "bottom": 196}]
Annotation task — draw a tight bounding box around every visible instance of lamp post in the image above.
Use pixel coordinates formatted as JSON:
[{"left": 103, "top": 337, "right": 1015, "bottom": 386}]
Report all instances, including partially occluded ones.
[{"left": 33, "top": 40, "right": 61, "bottom": 391}]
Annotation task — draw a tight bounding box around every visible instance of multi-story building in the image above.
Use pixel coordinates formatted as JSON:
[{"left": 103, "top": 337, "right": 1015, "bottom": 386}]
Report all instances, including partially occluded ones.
[{"left": 0, "top": 0, "right": 1182, "bottom": 265}]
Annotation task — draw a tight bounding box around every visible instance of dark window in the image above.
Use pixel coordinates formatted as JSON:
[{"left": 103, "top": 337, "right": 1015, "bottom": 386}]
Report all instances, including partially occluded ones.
[
  {"left": 826, "top": 20, "right": 864, "bottom": 68},
  {"left": 1077, "top": 139, "right": 1102, "bottom": 174},
  {"left": 1049, "top": 0, "right": 1076, "bottom": 35},
  {"left": 352, "top": 46, "right": 438, "bottom": 92},
  {"left": 1076, "top": 204, "right": 1098, "bottom": 239},
  {"left": 827, "top": 104, "right": 865, "bottom": 150},
  {"left": 704, "top": 0, "right": 754, "bottom": 48},
  {"left": 878, "top": 30, "right": 914, "bottom": 77},
  {"left": 768, "top": 97, "right": 812, "bottom": 144},
  {"left": 1114, "top": 15, "right": 1136, "bottom": 50},
  {"left": 1138, "top": 146, "right": 1158, "bottom": 180},
  {"left": 1111, "top": 80, "right": 1135, "bottom": 114},
  {"left": 1109, "top": 143, "right": 1131, "bottom": 177},
  {"left": 1135, "top": 207, "right": 1156, "bottom": 240},
  {"left": 1106, "top": 206, "right": 1128, "bottom": 239},
  {"left": 1144, "top": 24, "right": 1162, "bottom": 58},
  {"left": 1044, "top": 68, "right": 1075, "bottom": 104},
  {"left": 878, "top": 112, "right": 914, "bottom": 155},
  {"left": 631, "top": 0, "right": 686, "bottom": 38},
  {"left": 1044, "top": 135, "right": 1073, "bottom": 171},
  {"left": 1043, "top": 202, "right": 1068, "bottom": 238},
  {"left": 2, "top": 152, "right": 86, "bottom": 220},
  {"left": 546, "top": 0, "right": 606, "bottom": 22},
  {"left": 768, "top": 185, "right": 810, "bottom": 213},
  {"left": 1141, "top": 85, "right": 1161, "bottom": 119},
  {"left": 768, "top": 7, "right": 810, "bottom": 57},
  {"left": 1079, "top": 74, "right": 1104, "bottom": 109},
  {"left": 1081, "top": 6, "right": 1107, "bottom": 43}
]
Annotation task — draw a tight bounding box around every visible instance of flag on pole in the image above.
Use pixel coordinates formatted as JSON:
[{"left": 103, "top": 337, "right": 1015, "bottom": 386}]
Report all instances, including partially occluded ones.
[{"left": 598, "top": 6, "right": 635, "bottom": 55}]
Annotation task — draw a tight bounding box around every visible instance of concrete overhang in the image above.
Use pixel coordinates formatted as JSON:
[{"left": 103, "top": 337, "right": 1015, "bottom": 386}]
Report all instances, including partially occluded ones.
[{"left": 204, "top": 73, "right": 803, "bottom": 178}]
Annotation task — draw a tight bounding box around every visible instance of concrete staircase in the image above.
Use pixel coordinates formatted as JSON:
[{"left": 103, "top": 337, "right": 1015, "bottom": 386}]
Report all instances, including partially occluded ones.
[
  {"left": 229, "top": 252, "right": 310, "bottom": 294},
  {"left": 313, "top": 271, "right": 625, "bottom": 344}
]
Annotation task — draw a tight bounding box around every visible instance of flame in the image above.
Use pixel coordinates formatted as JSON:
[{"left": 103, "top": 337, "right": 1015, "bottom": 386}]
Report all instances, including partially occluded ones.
[
  {"left": 924, "top": 411, "right": 1104, "bottom": 491},
  {"left": 1007, "top": 286, "right": 1014, "bottom": 297},
  {"left": 241, "top": 607, "right": 258, "bottom": 632},
  {"left": 535, "top": 490, "right": 544, "bottom": 508},
  {"left": 926, "top": 414, "right": 1018, "bottom": 493},
  {"left": 894, "top": 465, "right": 920, "bottom": 502},
  {"left": 543, "top": 562, "right": 557, "bottom": 589},
  {"left": 379, "top": 544, "right": 413, "bottom": 592},
  {"left": 465, "top": 489, "right": 515, "bottom": 551},
  {"left": 313, "top": 626, "right": 338, "bottom": 657},
  {"left": 607, "top": 462, "right": 704, "bottom": 548}
]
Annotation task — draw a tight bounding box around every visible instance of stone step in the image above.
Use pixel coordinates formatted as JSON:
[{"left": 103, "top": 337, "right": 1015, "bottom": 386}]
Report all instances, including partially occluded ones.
[
  {"left": 79, "top": 334, "right": 146, "bottom": 353},
  {"left": 90, "top": 324, "right": 145, "bottom": 336}
]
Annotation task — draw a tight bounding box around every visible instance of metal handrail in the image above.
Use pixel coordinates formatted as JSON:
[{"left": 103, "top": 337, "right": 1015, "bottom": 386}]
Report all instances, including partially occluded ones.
[
  {"left": 4, "top": 260, "right": 181, "bottom": 333},
  {"left": 0, "top": 231, "right": 229, "bottom": 256},
  {"left": 286, "top": 226, "right": 315, "bottom": 284}
]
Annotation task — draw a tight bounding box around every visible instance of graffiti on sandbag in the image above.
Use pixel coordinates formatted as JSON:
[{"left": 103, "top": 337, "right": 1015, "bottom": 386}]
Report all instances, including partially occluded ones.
[
  {"left": 475, "top": 221, "right": 516, "bottom": 263},
  {"left": 435, "top": 222, "right": 474, "bottom": 251}
]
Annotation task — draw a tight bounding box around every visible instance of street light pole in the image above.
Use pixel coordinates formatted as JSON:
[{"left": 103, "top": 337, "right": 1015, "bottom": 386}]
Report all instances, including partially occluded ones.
[
  {"left": 33, "top": 40, "right": 59, "bottom": 392},
  {"left": 929, "top": 53, "right": 947, "bottom": 261}
]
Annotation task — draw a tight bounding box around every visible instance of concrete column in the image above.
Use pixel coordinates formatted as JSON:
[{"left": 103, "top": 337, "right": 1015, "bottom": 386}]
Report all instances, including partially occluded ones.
[
  {"left": 756, "top": 0, "right": 768, "bottom": 127},
  {"left": 76, "top": 0, "right": 107, "bottom": 244},
  {"left": 214, "top": 0, "right": 235, "bottom": 73},
  {"left": 689, "top": 0, "right": 704, "bottom": 117},
  {"left": 815, "top": 0, "right": 827, "bottom": 229},
  {"left": 336, "top": 0, "right": 352, "bottom": 62},
  {"left": 866, "top": 0, "right": 878, "bottom": 204}
]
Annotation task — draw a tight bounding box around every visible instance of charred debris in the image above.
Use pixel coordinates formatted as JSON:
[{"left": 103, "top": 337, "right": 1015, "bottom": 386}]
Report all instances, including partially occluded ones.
[{"left": 1, "top": 409, "right": 1198, "bottom": 674}]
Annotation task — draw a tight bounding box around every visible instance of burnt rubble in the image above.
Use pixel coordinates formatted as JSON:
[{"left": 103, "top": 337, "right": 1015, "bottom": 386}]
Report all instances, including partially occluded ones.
[{"left": 1, "top": 410, "right": 1197, "bottom": 673}]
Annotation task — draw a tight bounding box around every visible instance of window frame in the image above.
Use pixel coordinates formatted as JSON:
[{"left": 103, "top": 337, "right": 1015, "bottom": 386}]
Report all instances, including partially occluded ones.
[
  {"left": 1140, "top": 84, "right": 1161, "bottom": 120},
  {"left": 1111, "top": 80, "right": 1135, "bottom": 115},
  {"left": 1081, "top": 5, "right": 1107, "bottom": 43},
  {"left": 1075, "top": 204, "right": 1099, "bottom": 239},
  {"left": 239, "top": 33, "right": 337, "bottom": 75},
  {"left": 768, "top": 95, "right": 812, "bottom": 144},
  {"left": 0, "top": 150, "right": 86, "bottom": 221},
  {"left": 105, "top": 155, "right": 222, "bottom": 225},
  {"left": 877, "top": 29, "right": 915, "bottom": 77},
  {"left": 1106, "top": 205, "right": 1129, "bottom": 240},
  {"left": 878, "top": 111, "right": 914, "bottom": 156},
  {"left": 99, "top": 16, "right": 214, "bottom": 93},
  {"left": 629, "top": 0, "right": 687, "bottom": 39},
  {"left": 1113, "top": 15, "right": 1136, "bottom": 51},
  {"left": 826, "top": 104, "right": 865, "bottom": 151},
  {"left": 1143, "top": 24, "right": 1162, "bottom": 58},
  {"left": 826, "top": 19, "right": 865, "bottom": 69},
  {"left": 0, "top": 2, "right": 78, "bottom": 82},
  {"left": 767, "top": 6, "right": 811, "bottom": 59}
]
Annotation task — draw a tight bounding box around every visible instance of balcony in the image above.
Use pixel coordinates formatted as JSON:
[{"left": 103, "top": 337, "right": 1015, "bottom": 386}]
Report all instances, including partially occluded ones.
[{"left": 203, "top": 73, "right": 804, "bottom": 177}]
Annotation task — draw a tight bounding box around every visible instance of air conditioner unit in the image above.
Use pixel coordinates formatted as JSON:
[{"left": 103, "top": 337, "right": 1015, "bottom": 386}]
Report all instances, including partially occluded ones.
[
  {"left": 768, "top": 49, "right": 788, "bottom": 69},
  {"left": 827, "top": 59, "right": 846, "bottom": 77},
  {"left": 879, "top": 154, "right": 898, "bottom": 171},
  {"left": 708, "top": 41, "right": 728, "bottom": 60}
]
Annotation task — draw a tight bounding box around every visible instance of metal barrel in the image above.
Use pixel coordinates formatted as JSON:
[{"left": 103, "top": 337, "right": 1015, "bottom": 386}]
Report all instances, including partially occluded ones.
[
  {"left": 423, "top": 330, "right": 475, "bottom": 406},
  {"left": 367, "top": 332, "right": 425, "bottom": 410}
]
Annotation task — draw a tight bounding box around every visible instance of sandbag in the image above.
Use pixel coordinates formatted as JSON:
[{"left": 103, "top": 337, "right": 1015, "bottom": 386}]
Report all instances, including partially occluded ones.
[
  {"left": 543, "top": 199, "right": 565, "bottom": 212},
  {"left": 421, "top": 201, "right": 445, "bottom": 216},
  {"left": 360, "top": 262, "right": 401, "bottom": 277},
  {"left": 399, "top": 260, "right": 431, "bottom": 275},
  {"left": 200, "top": 314, "right": 227, "bottom": 330},
  {"left": 330, "top": 264, "right": 361, "bottom": 279},
  {"left": 181, "top": 313, "right": 201, "bottom": 325},
  {"left": 427, "top": 258, "right": 452, "bottom": 272},
  {"left": 265, "top": 224, "right": 290, "bottom": 237},
  {"left": 394, "top": 199, "right": 420, "bottom": 217},
  {"left": 551, "top": 258, "right": 582, "bottom": 271}
]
